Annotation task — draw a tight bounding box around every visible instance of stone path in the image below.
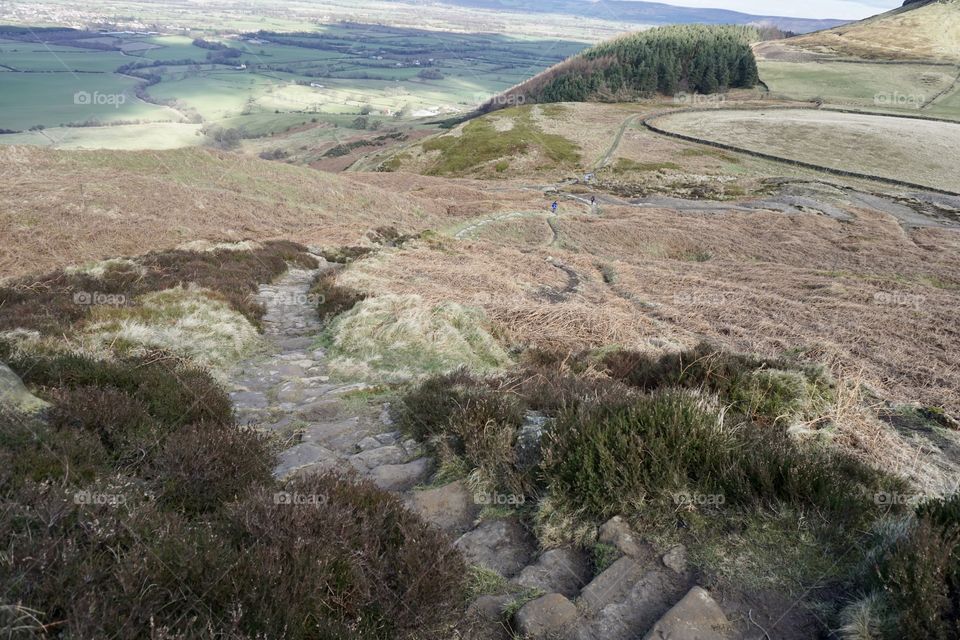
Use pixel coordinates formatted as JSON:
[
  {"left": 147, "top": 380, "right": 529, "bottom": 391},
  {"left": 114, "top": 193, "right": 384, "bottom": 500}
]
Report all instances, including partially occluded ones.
[
  {"left": 227, "top": 259, "right": 432, "bottom": 490},
  {"left": 227, "top": 260, "right": 740, "bottom": 639}
]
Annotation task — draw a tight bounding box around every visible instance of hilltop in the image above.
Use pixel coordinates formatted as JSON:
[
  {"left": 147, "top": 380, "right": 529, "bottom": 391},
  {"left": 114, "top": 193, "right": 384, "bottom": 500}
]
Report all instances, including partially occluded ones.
[{"left": 485, "top": 25, "right": 759, "bottom": 110}]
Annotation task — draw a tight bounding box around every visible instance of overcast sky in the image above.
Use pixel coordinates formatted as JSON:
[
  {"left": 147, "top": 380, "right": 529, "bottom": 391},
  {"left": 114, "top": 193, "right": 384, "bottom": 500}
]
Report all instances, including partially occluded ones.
[{"left": 650, "top": 0, "right": 903, "bottom": 20}]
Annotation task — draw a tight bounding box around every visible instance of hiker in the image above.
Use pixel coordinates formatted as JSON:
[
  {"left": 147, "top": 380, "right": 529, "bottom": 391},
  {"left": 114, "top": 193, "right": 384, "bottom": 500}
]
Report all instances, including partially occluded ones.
[
  {"left": 551, "top": 201, "right": 559, "bottom": 213},
  {"left": 590, "top": 195, "right": 596, "bottom": 206}
]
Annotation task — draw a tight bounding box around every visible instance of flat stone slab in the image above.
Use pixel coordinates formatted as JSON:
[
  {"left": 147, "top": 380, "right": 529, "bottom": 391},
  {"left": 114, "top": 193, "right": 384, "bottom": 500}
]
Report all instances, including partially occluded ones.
[
  {"left": 406, "top": 480, "right": 480, "bottom": 534},
  {"left": 368, "top": 457, "right": 432, "bottom": 491},
  {"left": 512, "top": 548, "right": 591, "bottom": 598},
  {"left": 454, "top": 518, "right": 536, "bottom": 578},
  {"left": 350, "top": 444, "right": 408, "bottom": 470},
  {"left": 643, "top": 586, "right": 729, "bottom": 640},
  {"left": 273, "top": 442, "right": 339, "bottom": 479},
  {"left": 515, "top": 593, "right": 578, "bottom": 638}
]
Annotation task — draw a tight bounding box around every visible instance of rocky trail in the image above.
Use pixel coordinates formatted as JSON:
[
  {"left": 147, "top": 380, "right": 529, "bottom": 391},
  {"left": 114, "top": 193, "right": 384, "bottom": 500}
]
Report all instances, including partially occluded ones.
[
  {"left": 228, "top": 259, "right": 432, "bottom": 490},
  {"left": 223, "top": 256, "right": 750, "bottom": 640}
]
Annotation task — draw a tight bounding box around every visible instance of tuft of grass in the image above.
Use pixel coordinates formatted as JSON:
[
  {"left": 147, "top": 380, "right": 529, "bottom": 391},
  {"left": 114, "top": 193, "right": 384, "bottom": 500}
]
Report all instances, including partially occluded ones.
[
  {"left": 591, "top": 542, "right": 620, "bottom": 574},
  {"left": 467, "top": 565, "right": 509, "bottom": 599},
  {"left": 324, "top": 294, "right": 512, "bottom": 382},
  {"left": 80, "top": 286, "right": 260, "bottom": 380}
]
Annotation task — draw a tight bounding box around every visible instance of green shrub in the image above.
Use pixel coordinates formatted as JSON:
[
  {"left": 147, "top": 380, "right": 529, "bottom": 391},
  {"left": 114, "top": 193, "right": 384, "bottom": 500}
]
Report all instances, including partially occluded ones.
[
  {"left": 152, "top": 421, "right": 273, "bottom": 515},
  {"left": 225, "top": 472, "right": 467, "bottom": 638},
  {"left": 393, "top": 369, "right": 524, "bottom": 441},
  {"left": 542, "top": 390, "right": 728, "bottom": 517},
  {"left": 601, "top": 342, "right": 834, "bottom": 425},
  {"left": 47, "top": 385, "right": 156, "bottom": 459},
  {"left": 1, "top": 343, "right": 232, "bottom": 428},
  {"left": 311, "top": 270, "right": 367, "bottom": 320},
  {"left": 542, "top": 389, "right": 896, "bottom": 522},
  {"left": 873, "top": 495, "right": 960, "bottom": 640}
]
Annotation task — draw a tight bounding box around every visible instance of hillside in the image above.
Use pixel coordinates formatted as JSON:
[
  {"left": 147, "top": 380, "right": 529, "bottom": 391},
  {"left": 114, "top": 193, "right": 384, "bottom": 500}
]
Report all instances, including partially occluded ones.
[
  {"left": 785, "top": 0, "right": 960, "bottom": 61},
  {"left": 486, "top": 25, "right": 759, "bottom": 110},
  {"left": 0, "top": 145, "right": 539, "bottom": 277}
]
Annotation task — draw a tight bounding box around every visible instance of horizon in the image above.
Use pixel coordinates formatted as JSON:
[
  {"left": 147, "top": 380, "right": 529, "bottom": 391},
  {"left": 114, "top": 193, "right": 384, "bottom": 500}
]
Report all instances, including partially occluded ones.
[{"left": 617, "top": 0, "right": 904, "bottom": 20}]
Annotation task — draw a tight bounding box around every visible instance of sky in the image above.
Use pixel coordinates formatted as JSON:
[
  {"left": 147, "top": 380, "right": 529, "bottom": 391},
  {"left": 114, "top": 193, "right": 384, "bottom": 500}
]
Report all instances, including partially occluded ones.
[{"left": 648, "top": 0, "right": 903, "bottom": 20}]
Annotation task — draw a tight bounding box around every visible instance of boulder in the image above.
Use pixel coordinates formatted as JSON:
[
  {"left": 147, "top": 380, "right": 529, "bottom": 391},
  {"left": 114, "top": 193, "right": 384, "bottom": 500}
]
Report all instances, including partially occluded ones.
[
  {"left": 642, "top": 586, "right": 729, "bottom": 640},
  {"left": 514, "top": 593, "right": 578, "bottom": 638},
  {"left": 0, "top": 363, "right": 49, "bottom": 416},
  {"left": 512, "top": 548, "right": 591, "bottom": 598},
  {"left": 454, "top": 518, "right": 536, "bottom": 577}
]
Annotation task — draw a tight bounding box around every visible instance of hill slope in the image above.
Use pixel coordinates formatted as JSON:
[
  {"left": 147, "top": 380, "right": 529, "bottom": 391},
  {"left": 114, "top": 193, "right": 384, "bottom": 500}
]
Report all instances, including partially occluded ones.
[
  {"left": 786, "top": 0, "right": 960, "bottom": 61},
  {"left": 0, "top": 146, "right": 538, "bottom": 278}
]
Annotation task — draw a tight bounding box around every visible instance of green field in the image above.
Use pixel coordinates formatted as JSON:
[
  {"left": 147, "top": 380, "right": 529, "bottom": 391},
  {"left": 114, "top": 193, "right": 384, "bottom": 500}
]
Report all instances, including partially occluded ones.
[
  {"left": 0, "top": 23, "right": 586, "bottom": 147},
  {"left": 0, "top": 122, "right": 202, "bottom": 149},
  {"left": 0, "top": 72, "right": 180, "bottom": 130}
]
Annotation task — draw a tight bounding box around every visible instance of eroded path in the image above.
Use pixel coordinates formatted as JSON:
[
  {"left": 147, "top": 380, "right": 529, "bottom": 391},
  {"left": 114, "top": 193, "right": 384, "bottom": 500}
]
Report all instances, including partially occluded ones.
[{"left": 227, "top": 259, "right": 432, "bottom": 490}]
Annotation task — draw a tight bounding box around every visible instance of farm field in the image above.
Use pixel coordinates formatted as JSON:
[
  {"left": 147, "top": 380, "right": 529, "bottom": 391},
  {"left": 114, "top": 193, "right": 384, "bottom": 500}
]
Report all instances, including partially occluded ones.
[
  {"left": 757, "top": 57, "right": 960, "bottom": 118},
  {"left": 0, "top": 23, "right": 587, "bottom": 148},
  {"left": 0, "top": 122, "right": 202, "bottom": 149},
  {"left": 650, "top": 108, "right": 960, "bottom": 193}
]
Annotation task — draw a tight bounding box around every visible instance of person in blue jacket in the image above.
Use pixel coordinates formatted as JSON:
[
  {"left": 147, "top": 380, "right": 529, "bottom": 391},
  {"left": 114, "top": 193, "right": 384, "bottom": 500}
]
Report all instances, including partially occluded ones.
[{"left": 551, "top": 201, "right": 559, "bottom": 213}]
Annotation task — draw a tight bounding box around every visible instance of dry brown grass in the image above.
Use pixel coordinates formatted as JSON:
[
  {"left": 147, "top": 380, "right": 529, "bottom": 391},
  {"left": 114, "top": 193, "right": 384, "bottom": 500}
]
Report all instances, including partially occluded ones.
[
  {"left": 339, "top": 202, "right": 960, "bottom": 416},
  {"left": 786, "top": 1, "right": 960, "bottom": 62},
  {"left": 0, "top": 146, "right": 538, "bottom": 279}
]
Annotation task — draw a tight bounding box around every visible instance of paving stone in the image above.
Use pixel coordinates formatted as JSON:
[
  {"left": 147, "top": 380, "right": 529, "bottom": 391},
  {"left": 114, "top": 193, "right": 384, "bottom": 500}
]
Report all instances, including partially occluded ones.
[
  {"left": 454, "top": 518, "right": 536, "bottom": 577},
  {"left": 514, "top": 593, "right": 578, "bottom": 638},
  {"left": 512, "top": 548, "right": 591, "bottom": 598},
  {"left": 368, "top": 457, "right": 433, "bottom": 491},
  {"left": 642, "top": 586, "right": 729, "bottom": 640},
  {"left": 350, "top": 445, "right": 408, "bottom": 469},
  {"left": 406, "top": 481, "right": 479, "bottom": 534},
  {"left": 573, "top": 560, "right": 687, "bottom": 640},
  {"left": 274, "top": 442, "right": 339, "bottom": 479}
]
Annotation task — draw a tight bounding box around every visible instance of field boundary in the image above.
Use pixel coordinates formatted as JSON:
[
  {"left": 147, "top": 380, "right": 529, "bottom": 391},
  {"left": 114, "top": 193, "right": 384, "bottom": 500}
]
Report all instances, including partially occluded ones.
[{"left": 642, "top": 107, "right": 960, "bottom": 197}]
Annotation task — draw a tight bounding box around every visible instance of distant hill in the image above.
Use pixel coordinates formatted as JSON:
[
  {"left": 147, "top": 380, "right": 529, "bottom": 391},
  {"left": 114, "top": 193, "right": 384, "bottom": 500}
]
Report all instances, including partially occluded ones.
[
  {"left": 485, "top": 25, "right": 758, "bottom": 111},
  {"left": 786, "top": 0, "right": 960, "bottom": 61},
  {"left": 400, "top": 0, "right": 849, "bottom": 34}
]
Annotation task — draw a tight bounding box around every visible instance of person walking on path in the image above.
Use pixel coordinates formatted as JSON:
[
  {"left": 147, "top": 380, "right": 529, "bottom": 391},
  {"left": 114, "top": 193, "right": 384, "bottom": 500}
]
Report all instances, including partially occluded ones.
[{"left": 551, "top": 201, "right": 559, "bottom": 214}]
